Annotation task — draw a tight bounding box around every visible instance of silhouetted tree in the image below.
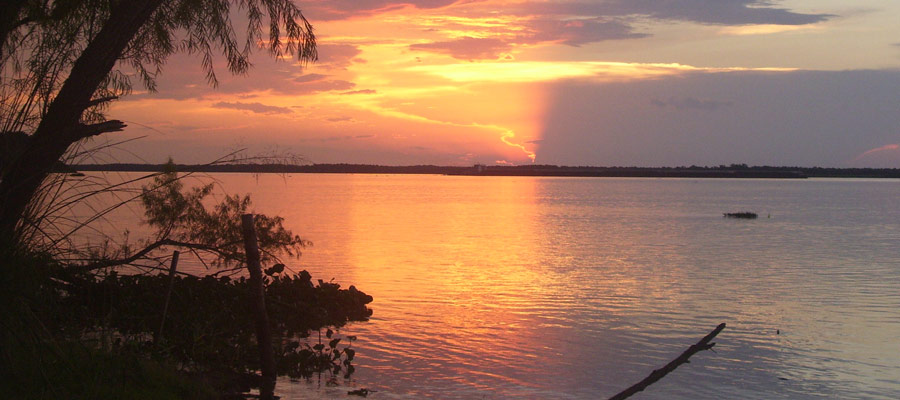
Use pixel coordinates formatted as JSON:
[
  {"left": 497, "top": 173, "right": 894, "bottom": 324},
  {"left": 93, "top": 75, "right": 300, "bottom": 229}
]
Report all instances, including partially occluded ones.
[
  {"left": 72, "top": 161, "right": 309, "bottom": 273},
  {"left": 0, "top": 0, "right": 316, "bottom": 253}
]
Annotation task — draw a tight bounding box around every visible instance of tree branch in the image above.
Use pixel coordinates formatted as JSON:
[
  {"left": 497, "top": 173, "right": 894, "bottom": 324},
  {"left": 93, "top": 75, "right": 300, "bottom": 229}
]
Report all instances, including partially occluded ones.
[
  {"left": 608, "top": 323, "right": 726, "bottom": 400},
  {"left": 85, "top": 96, "right": 119, "bottom": 108},
  {"left": 68, "top": 238, "right": 241, "bottom": 275},
  {"left": 68, "top": 120, "right": 126, "bottom": 141}
]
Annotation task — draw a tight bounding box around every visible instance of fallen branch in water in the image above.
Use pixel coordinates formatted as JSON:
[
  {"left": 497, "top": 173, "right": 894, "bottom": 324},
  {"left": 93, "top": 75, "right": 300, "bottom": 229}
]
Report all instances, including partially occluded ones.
[{"left": 608, "top": 323, "right": 726, "bottom": 400}]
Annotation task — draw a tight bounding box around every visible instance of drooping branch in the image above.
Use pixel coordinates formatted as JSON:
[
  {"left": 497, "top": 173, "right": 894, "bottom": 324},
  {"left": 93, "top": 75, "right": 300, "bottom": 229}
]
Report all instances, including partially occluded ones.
[{"left": 608, "top": 323, "right": 726, "bottom": 400}]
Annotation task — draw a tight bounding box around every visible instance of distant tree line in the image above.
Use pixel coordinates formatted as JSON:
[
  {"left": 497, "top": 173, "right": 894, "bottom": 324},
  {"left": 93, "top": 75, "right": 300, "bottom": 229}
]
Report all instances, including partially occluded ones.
[{"left": 72, "top": 163, "right": 900, "bottom": 178}]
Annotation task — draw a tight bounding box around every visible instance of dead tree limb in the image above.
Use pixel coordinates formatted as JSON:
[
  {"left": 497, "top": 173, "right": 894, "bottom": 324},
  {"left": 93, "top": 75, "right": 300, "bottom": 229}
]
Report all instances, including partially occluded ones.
[
  {"left": 608, "top": 323, "right": 726, "bottom": 400},
  {"left": 242, "top": 214, "right": 276, "bottom": 400}
]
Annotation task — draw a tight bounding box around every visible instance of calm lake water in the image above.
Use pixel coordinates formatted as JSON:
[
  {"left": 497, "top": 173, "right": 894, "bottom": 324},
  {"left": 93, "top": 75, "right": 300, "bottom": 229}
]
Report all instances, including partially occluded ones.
[{"left": 83, "top": 173, "right": 900, "bottom": 399}]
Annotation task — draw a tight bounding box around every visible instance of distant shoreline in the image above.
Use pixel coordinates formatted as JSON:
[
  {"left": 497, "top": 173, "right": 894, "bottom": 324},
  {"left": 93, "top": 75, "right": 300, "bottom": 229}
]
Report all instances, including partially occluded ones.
[{"left": 69, "top": 163, "right": 900, "bottom": 179}]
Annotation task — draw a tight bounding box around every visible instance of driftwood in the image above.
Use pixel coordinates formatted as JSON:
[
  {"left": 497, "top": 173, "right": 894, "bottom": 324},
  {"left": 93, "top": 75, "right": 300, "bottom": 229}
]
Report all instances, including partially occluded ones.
[
  {"left": 608, "top": 323, "right": 726, "bottom": 400},
  {"left": 723, "top": 212, "right": 757, "bottom": 219},
  {"left": 242, "top": 214, "right": 276, "bottom": 400}
]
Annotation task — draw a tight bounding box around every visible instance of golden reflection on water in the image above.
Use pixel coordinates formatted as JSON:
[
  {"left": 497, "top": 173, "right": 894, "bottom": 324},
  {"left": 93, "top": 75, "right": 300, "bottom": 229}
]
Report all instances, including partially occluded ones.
[
  {"left": 334, "top": 176, "right": 562, "bottom": 391},
  {"left": 71, "top": 173, "right": 900, "bottom": 399},
  {"left": 276, "top": 175, "right": 733, "bottom": 396}
]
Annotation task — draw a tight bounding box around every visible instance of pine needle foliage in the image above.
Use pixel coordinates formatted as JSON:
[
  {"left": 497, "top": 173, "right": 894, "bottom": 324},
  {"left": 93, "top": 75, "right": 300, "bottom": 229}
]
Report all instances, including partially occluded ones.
[{"left": 139, "top": 161, "right": 309, "bottom": 270}]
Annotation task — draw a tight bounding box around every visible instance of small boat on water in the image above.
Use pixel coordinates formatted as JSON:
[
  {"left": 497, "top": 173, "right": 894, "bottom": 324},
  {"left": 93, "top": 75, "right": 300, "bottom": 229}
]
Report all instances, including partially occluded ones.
[{"left": 723, "top": 212, "right": 757, "bottom": 219}]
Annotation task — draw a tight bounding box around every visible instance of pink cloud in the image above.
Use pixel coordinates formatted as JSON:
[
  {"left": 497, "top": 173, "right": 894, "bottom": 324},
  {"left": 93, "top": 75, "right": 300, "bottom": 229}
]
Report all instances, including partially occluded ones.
[
  {"left": 855, "top": 144, "right": 900, "bottom": 161},
  {"left": 526, "top": 18, "right": 647, "bottom": 46},
  {"left": 211, "top": 101, "right": 292, "bottom": 114},
  {"left": 316, "top": 44, "right": 365, "bottom": 69},
  {"left": 304, "top": 0, "right": 830, "bottom": 26},
  {"left": 294, "top": 73, "right": 329, "bottom": 83},
  {"left": 293, "top": 79, "right": 357, "bottom": 94},
  {"left": 410, "top": 37, "right": 512, "bottom": 61},
  {"left": 126, "top": 43, "right": 366, "bottom": 100},
  {"left": 408, "top": 18, "right": 646, "bottom": 60},
  {"left": 303, "top": 0, "right": 459, "bottom": 21},
  {"left": 341, "top": 89, "right": 377, "bottom": 95},
  {"left": 401, "top": 1, "right": 829, "bottom": 60}
]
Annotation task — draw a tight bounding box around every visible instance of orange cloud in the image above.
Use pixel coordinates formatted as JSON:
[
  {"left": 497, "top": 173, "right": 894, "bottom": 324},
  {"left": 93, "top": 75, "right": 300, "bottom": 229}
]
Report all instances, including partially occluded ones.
[{"left": 105, "top": 0, "right": 851, "bottom": 167}]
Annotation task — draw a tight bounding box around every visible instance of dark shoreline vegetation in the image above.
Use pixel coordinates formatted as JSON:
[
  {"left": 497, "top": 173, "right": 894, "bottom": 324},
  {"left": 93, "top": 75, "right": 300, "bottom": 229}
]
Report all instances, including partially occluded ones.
[
  {"left": 71, "top": 163, "right": 900, "bottom": 179},
  {"left": 2, "top": 164, "right": 374, "bottom": 399},
  {"left": 2, "top": 255, "right": 373, "bottom": 399}
]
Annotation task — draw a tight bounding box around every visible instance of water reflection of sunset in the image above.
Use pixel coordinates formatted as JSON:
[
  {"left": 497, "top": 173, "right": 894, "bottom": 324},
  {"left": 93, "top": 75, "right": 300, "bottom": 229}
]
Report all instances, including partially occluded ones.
[
  {"left": 338, "top": 176, "right": 561, "bottom": 390},
  {"left": 73, "top": 173, "right": 900, "bottom": 398}
]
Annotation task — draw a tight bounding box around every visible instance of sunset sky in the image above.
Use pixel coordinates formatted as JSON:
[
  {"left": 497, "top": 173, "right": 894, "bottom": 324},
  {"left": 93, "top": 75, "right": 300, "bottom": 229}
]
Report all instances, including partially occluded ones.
[{"left": 106, "top": 0, "right": 900, "bottom": 167}]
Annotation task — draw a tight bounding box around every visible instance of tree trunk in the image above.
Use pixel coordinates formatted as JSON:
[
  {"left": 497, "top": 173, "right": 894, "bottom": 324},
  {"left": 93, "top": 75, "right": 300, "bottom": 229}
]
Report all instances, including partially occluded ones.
[
  {"left": 155, "top": 250, "right": 180, "bottom": 344},
  {"left": 242, "top": 214, "right": 276, "bottom": 400},
  {"left": 0, "top": 0, "right": 164, "bottom": 246}
]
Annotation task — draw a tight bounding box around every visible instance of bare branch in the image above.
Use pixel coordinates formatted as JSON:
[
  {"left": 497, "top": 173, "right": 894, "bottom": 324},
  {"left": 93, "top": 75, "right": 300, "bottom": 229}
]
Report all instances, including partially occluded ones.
[
  {"left": 68, "top": 237, "right": 243, "bottom": 274},
  {"left": 608, "top": 323, "right": 726, "bottom": 400}
]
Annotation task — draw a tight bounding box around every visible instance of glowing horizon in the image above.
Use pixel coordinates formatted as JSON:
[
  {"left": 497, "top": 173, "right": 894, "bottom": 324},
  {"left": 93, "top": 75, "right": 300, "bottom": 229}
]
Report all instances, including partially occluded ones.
[{"left": 107, "top": 0, "right": 900, "bottom": 167}]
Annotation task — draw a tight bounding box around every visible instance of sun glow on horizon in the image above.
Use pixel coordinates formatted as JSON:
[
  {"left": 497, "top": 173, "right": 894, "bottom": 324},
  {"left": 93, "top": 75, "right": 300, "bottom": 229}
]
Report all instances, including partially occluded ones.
[
  {"left": 105, "top": 0, "right": 897, "bottom": 166},
  {"left": 719, "top": 24, "right": 821, "bottom": 36},
  {"left": 408, "top": 61, "right": 798, "bottom": 83}
]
